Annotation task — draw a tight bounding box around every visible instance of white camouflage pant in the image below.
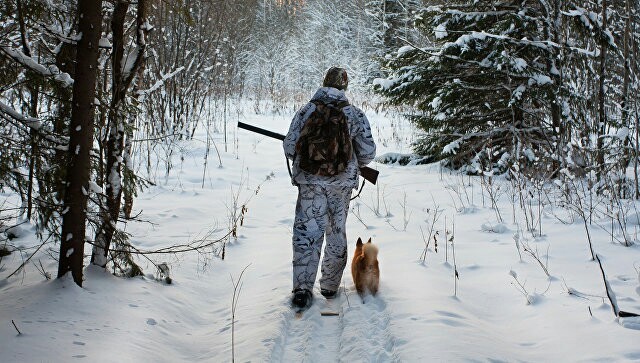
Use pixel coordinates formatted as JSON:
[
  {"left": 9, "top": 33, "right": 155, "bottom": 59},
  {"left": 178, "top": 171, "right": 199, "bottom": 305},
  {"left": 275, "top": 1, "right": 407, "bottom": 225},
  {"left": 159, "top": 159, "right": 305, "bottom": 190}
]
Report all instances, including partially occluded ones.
[{"left": 292, "top": 184, "right": 352, "bottom": 292}]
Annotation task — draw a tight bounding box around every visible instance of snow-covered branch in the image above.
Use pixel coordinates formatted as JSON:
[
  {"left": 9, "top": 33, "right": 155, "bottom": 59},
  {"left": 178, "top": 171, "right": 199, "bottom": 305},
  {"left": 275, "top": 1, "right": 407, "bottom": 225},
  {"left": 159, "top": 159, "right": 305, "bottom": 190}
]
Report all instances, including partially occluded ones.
[
  {"left": 0, "top": 100, "right": 41, "bottom": 130},
  {"left": 0, "top": 100, "right": 68, "bottom": 147},
  {"left": 440, "top": 30, "right": 597, "bottom": 57},
  {"left": 0, "top": 45, "right": 73, "bottom": 87},
  {"left": 136, "top": 66, "right": 185, "bottom": 99}
]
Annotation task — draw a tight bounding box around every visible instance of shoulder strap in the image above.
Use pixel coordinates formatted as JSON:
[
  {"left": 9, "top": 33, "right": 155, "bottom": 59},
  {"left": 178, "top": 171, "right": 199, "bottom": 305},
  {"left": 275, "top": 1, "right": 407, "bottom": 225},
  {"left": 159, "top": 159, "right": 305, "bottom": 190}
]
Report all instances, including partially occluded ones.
[
  {"left": 350, "top": 178, "right": 366, "bottom": 200},
  {"left": 311, "top": 99, "right": 350, "bottom": 109},
  {"left": 334, "top": 100, "right": 349, "bottom": 109}
]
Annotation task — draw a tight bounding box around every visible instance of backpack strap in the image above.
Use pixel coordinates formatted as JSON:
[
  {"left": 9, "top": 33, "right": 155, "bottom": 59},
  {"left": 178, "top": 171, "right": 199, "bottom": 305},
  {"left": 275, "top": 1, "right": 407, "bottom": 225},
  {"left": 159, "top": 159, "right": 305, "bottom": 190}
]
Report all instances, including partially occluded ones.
[{"left": 311, "top": 99, "right": 350, "bottom": 109}]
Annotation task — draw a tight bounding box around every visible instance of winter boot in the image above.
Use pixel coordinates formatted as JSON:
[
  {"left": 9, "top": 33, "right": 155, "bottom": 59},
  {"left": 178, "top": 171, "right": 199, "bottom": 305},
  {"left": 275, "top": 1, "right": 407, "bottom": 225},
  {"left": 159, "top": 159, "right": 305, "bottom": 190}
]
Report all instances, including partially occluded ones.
[
  {"left": 320, "top": 288, "right": 337, "bottom": 299},
  {"left": 291, "top": 288, "right": 313, "bottom": 310}
]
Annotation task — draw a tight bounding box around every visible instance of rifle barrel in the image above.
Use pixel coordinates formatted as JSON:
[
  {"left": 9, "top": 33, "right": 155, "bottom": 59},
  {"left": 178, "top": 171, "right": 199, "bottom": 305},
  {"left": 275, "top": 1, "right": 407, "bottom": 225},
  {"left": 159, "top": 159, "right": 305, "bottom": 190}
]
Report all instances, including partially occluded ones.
[{"left": 238, "top": 121, "right": 285, "bottom": 141}]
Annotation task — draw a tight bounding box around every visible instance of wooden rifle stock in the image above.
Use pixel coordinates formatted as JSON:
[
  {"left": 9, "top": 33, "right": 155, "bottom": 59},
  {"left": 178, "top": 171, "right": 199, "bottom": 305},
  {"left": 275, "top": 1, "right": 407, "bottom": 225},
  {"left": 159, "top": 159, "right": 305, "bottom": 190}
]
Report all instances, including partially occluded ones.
[
  {"left": 238, "top": 121, "right": 378, "bottom": 185},
  {"left": 358, "top": 165, "right": 379, "bottom": 185}
]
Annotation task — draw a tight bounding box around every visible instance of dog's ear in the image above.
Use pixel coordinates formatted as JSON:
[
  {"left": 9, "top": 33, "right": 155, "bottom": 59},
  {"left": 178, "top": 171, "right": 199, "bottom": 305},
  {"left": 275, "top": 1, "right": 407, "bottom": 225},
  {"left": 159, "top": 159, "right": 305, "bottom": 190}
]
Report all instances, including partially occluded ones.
[
  {"left": 367, "top": 238, "right": 372, "bottom": 244},
  {"left": 356, "top": 237, "right": 363, "bottom": 246}
]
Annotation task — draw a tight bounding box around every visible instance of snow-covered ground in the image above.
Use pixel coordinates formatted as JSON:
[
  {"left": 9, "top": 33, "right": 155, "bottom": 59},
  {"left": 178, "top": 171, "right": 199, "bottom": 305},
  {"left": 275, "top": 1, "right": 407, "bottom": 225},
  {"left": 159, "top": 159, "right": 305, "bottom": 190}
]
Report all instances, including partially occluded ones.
[{"left": 1, "top": 105, "right": 640, "bottom": 362}]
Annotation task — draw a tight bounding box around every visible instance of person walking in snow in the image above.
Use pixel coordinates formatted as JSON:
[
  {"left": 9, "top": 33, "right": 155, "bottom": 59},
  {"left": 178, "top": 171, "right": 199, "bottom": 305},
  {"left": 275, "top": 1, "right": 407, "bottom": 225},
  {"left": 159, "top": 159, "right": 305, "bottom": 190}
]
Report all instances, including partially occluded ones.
[{"left": 283, "top": 67, "right": 377, "bottom": 310}]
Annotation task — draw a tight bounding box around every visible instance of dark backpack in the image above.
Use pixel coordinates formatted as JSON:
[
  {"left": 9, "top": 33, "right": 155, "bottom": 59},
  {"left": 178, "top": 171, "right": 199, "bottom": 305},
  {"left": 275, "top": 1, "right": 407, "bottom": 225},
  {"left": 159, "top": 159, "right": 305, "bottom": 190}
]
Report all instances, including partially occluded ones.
[{"left": 295, "top": 100, "right": 352, "bottom": 176}]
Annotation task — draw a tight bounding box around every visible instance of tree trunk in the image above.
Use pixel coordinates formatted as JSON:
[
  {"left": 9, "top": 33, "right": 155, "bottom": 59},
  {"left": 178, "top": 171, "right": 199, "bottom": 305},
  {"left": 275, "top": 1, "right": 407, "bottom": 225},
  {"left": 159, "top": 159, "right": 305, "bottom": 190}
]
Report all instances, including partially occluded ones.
[
  {"left": 57, "top": 0, "right": 102, "bottom": 286},
  {"left": 546, "top": 0, "right": 564, "bottom": 171},
  {"left": 92, "top": 0, "right": 148, "bottom": 267},
  {"left": 92, "top": 0, "right": 129, "bottom": 268},
  {"left": 619, "top": 0, "right": 632, "bottom": 170},
  {"left": 16, "top": 0, "right": 39, "bottom": 220},
  {"left": 596, "top": 0, "right": 608, "bottom": 174}
]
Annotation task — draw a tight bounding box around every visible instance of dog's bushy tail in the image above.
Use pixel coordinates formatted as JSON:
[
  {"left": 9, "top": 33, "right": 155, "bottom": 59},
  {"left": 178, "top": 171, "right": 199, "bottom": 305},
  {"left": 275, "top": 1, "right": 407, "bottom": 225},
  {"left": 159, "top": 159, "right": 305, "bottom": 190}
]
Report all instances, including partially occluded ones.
[{"left": 362, "top": 243, "right": 378, "bottom": 263}]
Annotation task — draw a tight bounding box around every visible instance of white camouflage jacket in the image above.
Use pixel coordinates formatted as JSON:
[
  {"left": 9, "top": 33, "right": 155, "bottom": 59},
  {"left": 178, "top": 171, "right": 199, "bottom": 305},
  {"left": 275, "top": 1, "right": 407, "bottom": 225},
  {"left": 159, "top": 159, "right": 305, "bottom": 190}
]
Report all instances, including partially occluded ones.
[{"left": 283, "top": 87, "right": 377, "bottom": 189}]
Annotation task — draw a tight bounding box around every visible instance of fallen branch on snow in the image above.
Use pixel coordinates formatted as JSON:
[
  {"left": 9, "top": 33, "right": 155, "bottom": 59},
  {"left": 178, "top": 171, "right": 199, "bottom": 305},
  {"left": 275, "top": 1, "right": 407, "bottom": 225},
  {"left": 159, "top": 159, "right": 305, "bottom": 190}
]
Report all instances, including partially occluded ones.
[{"left": 595, "top": 254, "right": 639, "bottom": 318}]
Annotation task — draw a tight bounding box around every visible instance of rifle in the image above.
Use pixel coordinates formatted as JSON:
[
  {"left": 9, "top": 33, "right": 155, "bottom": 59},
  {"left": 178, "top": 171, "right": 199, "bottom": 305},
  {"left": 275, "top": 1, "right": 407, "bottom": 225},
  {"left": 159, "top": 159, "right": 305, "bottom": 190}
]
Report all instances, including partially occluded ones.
[{"left": 238, "top": 121, "right": 379, "bottom": 185}]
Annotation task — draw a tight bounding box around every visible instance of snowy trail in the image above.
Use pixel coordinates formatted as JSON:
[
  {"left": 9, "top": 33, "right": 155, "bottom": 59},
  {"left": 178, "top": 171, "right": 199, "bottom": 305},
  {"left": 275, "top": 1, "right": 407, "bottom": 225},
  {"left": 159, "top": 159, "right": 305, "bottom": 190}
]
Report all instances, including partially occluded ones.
[
  {"left": 340, "top": 296, "right": 400, "bottom": 362},
  {"left": 269, "top": 287, "right": 400, "bottom": 363},
  {"left": 270, "top": 294, "right": 344, "bottom": 362},
  {"left": 275, "top": 304, "right": 340, "bottom": 362}
]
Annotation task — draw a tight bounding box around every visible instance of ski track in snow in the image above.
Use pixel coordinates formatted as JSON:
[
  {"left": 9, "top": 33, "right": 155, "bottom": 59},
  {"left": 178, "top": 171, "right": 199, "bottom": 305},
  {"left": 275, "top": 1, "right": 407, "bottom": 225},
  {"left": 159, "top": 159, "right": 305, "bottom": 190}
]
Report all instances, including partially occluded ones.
[{"left": 269, "top": 288, "right": 400, "bottom": 363}]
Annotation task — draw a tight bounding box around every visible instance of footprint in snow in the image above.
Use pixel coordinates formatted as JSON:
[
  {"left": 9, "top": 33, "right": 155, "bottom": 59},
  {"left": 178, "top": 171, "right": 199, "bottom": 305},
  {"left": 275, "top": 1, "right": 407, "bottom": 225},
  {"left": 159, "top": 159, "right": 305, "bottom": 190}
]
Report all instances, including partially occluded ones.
[{"left": 147, "top": 318, "right": 157, "bottom": 326}]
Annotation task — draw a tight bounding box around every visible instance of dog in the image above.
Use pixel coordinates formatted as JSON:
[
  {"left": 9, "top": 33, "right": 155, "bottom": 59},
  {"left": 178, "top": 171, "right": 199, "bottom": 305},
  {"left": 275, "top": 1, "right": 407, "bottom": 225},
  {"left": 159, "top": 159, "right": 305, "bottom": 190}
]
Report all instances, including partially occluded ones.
[{"left": 351, "top": 237, "right": 380, "bottom": 299}]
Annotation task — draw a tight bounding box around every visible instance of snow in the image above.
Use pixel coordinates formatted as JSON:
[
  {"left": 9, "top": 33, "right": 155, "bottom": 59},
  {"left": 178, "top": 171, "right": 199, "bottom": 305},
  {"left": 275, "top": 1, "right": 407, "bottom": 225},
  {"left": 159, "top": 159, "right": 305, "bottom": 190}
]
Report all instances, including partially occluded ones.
[
  {"left": 397, "top": 45, "right": 414, "bottom": 56},
  {"left": 615, "top": 127, "right": 630, "bottom": 140},
  {"left": 511, "top": 84, "right": 527, "bottom": 102},
  {"left": 434, "top": 23, "right": 448, "bottom": 39},
  {"left": 529, "top": 74, "right": 553, "bottom": 86},
  {"left": 434, "top": 112, "right": 447, "bottom": 121},
  {"left": 108, "top": 167, "right": 121, "bottom": 195},
  {"left": 98, "top": 38, "right": 112, "bottom": 48},
  {"left": 430, "top": 96, "right": 442, "bottom": 111},
  {"left": 512, "top": 57, "right": 527, "bottom": 72},
  {"left": 372, "top": 77, "right": 396, "bottom": 91},
  {"left": 1, "top": 107, "right": 640, "bottom": 362},
  {"left": 452, "top": 32, "right": 488, "bottom": 50},
  {"left": 523, "top": 148, "right": 537, "bottom": 161},
  {"left": 3, "top": 222, "right": 28, "bottom": 239},
  {"left": 88, "top": 181, "right": 103, "bottom": 194},
  {"left": 121, "top": 50, "right": 139, "bottom": 79},
  {"left": 443, "top": 138, "right": 461, "bottom": 154},
  {"left": 480, "top": 222, "right": 508, "bottom": 234}
]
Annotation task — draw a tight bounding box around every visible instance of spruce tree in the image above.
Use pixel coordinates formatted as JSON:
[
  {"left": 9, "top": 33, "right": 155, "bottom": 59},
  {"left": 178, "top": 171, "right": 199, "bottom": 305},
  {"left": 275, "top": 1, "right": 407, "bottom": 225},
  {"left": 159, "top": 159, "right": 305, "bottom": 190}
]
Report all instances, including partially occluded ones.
[
  {"left": 376, "top": 1, "right": 567, "bottom": 174},
  {"left": 58, "top": 0, "right": 102, "bottom": 286}
]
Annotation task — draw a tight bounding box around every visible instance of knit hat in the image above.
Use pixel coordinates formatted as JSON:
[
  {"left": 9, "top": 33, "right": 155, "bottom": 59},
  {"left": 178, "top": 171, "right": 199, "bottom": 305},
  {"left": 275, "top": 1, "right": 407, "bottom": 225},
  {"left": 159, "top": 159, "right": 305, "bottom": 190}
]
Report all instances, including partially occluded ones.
[{"left": 323, "top": 67, "right": 348, "bottom": 90}]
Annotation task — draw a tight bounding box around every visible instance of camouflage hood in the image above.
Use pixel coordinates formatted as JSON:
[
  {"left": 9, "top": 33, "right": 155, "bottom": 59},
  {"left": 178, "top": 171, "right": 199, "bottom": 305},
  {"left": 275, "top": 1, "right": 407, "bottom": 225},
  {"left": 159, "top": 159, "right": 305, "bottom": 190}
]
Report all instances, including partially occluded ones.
[{"left": 310, "top": 87, "right": 349, "bottom": 105}]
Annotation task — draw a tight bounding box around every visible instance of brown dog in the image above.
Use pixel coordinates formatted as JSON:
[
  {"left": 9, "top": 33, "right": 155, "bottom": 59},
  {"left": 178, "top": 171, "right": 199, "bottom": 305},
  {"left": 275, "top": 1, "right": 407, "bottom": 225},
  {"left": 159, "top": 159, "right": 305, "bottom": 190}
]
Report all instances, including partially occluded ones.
[{"left": 351, "top": 237, "right": 380, "bottom": 299}]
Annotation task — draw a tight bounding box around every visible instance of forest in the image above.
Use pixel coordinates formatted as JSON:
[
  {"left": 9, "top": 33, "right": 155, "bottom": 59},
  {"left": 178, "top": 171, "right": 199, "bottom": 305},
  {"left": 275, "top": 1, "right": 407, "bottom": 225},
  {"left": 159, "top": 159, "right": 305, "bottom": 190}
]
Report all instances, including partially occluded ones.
[
  {"left": 1, "top": 0, "right": 639, "bottom": 290},
  {"left": 2, "top": 1, "right": 640, "bottom": 361}
]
